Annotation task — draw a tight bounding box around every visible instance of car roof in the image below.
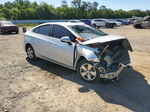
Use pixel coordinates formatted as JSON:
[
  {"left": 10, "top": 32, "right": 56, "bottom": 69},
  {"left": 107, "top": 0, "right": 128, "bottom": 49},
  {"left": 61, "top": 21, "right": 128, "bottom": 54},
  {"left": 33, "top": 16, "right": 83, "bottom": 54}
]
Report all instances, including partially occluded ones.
[{"left": 39, "top": 22, "right": 85, "bottom": 27}]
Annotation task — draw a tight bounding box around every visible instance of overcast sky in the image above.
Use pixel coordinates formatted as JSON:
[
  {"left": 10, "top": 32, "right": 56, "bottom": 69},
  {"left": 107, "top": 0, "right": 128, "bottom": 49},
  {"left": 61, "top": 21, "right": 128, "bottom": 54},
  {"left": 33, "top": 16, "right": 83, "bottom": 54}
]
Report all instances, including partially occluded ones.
[{"left": 0, "top": 0, "right": 150, "bottom": 11}]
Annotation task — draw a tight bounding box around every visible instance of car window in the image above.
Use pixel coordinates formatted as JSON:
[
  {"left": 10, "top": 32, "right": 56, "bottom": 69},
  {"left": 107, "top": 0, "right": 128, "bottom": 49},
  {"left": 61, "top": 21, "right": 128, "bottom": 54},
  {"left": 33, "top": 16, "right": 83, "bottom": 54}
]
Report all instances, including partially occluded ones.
[
  {"left": 52, "top": 25, "right": 71, "bottom": 38},
  {"left": 38, "top": 25, "right": 52, "bottom": 36},
  {"left": 33, "top": 27, "right": 39, "bottom": 33},
  {"left": 52, "top": 25, "right": 76, "bottom": 42}
]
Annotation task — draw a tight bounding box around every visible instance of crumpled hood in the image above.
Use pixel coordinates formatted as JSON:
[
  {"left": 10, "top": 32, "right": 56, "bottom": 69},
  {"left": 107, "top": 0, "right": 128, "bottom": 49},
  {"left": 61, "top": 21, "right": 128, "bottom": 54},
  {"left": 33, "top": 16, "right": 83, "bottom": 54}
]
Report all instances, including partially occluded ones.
[{"left": 81, "top": 35, "right": 126, "bottom": 45}]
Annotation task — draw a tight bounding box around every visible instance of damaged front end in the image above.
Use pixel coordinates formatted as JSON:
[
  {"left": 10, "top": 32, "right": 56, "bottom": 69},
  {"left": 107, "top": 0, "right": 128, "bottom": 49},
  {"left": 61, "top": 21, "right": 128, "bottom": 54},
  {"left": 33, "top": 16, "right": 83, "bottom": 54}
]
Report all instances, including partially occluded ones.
[{"left": 77, "top": 38, "right": 132, "bottom": 80}]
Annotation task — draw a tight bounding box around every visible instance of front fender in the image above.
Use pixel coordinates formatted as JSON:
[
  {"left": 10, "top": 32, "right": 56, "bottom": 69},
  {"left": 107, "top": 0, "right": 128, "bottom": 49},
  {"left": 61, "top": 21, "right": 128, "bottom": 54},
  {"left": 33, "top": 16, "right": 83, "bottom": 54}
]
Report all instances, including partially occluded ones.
[{"left": 74, "top": 44, "right": 100, "bottom": 68}]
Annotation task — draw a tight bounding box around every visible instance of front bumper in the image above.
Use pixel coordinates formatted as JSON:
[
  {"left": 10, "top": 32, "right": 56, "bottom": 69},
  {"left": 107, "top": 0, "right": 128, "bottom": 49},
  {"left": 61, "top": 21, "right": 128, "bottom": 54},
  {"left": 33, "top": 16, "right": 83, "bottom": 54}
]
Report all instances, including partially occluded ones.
[{"left": 99, "top": 63, "right": 130, "bottom": 79}]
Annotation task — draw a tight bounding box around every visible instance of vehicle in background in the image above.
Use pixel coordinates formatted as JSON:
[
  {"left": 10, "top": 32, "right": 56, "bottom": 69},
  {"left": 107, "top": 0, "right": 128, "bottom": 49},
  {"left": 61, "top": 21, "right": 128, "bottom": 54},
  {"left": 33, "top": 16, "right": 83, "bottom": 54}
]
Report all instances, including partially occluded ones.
[
  {"left": 109, "top": 19, "right": 122, "bottom": 27},
  {"left": 116, "top": 19, "right": 130, "bottom": 25},
  {"left": 128, "top": 16, "right": 143, "bottom": 24},
  {"left": 91, "top": 19, "right": 117, "bottom": 28},
  {"left": 68, "top": 20, "right": 82, "bottom": 23},
  {"left": 80, "top": 19, "right": 91, "bottom": 25},
  {"left": 24, "top": 22, "right": 132, "bottom": 82},
  {"left": 133, "top": 16, "right": 150, "bottom": 28},
  {"left": 115, "top": 21, "right": 122, "bottom": 26},
  {"left": 0, "top": 21, "right": 19, "bottom": 34},
  {"left": 69, "top": 19, "right": 91, "bottom": 26}
]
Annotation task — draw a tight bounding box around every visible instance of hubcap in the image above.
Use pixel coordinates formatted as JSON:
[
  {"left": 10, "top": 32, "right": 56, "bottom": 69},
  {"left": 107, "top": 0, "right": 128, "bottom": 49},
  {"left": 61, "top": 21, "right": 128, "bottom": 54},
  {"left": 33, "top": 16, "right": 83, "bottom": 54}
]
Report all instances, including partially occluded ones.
[
  {"left": 27, "top": 47, "right": 34, "bottom": 59},
  {"left": 80, "top": 63, "right": 96, "bottom": 81}
]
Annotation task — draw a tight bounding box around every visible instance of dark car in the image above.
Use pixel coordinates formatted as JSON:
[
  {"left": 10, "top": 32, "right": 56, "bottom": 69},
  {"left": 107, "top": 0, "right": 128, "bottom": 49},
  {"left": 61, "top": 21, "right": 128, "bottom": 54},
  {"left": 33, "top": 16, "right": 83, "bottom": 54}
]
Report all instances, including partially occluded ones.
[
  {"left": 80, "top": 19, "right": 91, "bottom": 25},
  {"left": 0, "top": 21, "right": 19, "bottom": 34}
]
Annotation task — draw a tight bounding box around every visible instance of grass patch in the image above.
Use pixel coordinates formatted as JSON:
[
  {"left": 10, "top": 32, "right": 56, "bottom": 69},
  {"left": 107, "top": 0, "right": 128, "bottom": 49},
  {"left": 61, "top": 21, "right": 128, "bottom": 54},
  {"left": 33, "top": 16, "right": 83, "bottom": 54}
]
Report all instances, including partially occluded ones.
[
  {"left": 0, "top": 17, "right": 6, "bottom": 21},
  {"left": 17, "top": 23, "right": 40, "bottom": 27}
]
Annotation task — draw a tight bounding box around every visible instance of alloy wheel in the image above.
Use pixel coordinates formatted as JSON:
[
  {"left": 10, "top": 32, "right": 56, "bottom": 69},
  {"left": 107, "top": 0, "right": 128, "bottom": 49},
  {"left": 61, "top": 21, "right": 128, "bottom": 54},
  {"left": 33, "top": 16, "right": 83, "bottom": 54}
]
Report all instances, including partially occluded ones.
[
  {"left": 27, "top": 47, "right": 34, "bottom": 59},
  {"left": 80, "top": 63, "right": 97, "bottom": 81}
]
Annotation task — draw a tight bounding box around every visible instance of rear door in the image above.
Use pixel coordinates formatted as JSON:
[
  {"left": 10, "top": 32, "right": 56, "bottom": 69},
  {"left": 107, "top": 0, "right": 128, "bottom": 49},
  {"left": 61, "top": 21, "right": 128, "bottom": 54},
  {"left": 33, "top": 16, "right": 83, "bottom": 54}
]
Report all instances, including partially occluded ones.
[{"left": 32, "top": 24, "right": 58, "bottom": 60}]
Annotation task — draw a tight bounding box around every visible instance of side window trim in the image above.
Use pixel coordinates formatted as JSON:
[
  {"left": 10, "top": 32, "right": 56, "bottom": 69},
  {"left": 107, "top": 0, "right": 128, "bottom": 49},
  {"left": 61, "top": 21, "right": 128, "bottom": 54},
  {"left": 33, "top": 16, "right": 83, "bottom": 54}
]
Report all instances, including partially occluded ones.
[
  {"left": 51, "top": 24, "right": 54, "bottom": 37},
  {"left": 49, "top": 25, "right": 53, "bottom": 37}
]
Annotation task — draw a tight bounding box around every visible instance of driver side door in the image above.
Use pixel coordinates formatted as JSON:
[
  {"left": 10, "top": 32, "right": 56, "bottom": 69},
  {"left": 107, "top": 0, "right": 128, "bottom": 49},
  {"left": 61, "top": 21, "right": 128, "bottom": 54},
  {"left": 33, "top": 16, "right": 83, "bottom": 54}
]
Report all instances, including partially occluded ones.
[{"left": 50, "top": 25, "right": 76, "bottom": 67}]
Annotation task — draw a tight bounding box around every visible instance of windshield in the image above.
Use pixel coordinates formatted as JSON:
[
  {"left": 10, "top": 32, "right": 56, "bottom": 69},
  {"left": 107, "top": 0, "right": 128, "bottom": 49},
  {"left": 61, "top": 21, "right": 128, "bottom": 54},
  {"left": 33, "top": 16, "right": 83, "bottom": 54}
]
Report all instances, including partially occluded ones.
[{"left": 69, "top": 25, "right": 108, "bottom": 40}]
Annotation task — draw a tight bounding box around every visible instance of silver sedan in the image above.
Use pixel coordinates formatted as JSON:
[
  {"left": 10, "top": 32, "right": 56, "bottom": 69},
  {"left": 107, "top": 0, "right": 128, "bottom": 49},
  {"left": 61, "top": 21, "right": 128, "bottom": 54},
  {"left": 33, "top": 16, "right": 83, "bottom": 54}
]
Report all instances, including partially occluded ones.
[{"left": 24, "top": 22, "right": 132, "bottom": 82}]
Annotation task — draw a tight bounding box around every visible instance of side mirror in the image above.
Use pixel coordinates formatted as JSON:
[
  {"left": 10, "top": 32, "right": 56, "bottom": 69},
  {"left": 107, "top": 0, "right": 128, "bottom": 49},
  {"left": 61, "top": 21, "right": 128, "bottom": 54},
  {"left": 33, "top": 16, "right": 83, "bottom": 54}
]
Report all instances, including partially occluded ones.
[{"left": 60, "top": 36, "right": 72, "bottom": 44}]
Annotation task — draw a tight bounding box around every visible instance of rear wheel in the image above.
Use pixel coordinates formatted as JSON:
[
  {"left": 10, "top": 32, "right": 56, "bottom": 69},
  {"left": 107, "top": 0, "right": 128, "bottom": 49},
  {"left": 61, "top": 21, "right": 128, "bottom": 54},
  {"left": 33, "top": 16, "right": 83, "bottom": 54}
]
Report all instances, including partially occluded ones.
[
  {"left": 0, "top": 29, "right": 5, "bottom": 34},
  {"left": 16, "top": 31, "right": 19, "bottom": 34},
  {"left": 134, "top": 24, "right": 142, "bottom": 29},
  {"left": 106, "top": 24, "right": 110, "bottom": 28},
  {"left": 77, "top": 59, "right": 100, "bottom": 82},
  {"left": 26, "top": 45, "right": 36, "bottom": 60}
]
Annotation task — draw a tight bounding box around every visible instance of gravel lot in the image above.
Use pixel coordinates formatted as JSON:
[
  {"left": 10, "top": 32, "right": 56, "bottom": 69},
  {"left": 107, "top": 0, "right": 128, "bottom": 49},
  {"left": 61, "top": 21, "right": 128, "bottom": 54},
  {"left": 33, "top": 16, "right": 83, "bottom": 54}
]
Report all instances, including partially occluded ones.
[{"left": 0, "top": 26, "right": 150, "bottom": 112}]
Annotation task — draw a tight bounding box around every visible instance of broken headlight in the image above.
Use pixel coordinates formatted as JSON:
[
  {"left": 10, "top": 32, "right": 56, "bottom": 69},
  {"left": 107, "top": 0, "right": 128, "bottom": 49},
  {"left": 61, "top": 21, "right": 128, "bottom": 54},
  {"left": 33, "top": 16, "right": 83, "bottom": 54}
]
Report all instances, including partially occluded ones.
[{"left": 94, "top": 51, "right": 101, "bottom": 59}]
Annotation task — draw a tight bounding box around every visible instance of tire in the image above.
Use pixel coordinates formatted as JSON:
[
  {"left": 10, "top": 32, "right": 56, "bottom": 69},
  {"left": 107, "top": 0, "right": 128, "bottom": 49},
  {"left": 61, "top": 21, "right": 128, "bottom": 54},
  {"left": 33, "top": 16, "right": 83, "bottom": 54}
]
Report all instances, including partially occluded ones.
[
  {"left": 0, "top": 29, "right": 5, "bottom": 34},
  {"left": 106, "top": 24, "right": 110, "bottom": 28},
  {"left": 26, "top": 45, "right": 36, "bottom": 60},
  {"left": 134, "top": 24, "right": 142, "bottom": 29},
  {"left": 16, "top": 31, "right": 19, "bottom": 34},
  {"left": 77, "top": 59, "right": 100, "bottom": 82},
  {"left": 110, "top": 24, "right": 115, "bottom": 28},
  {"left": 91, "top": 24, "right": 96, "bottom": 28}
]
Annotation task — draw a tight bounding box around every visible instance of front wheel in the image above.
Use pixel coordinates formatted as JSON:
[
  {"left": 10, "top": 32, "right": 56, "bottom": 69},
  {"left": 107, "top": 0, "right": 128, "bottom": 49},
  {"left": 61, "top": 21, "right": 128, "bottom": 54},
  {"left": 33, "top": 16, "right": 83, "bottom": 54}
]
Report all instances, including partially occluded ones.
[
  {"left": 77, "top": 59, "right": 100, "bottom": 82},
  {"left": 26, "top": 45, "right": 36, "bottom": 60},
  {"left": 16, "top": 31, "right": 19, "bottom": 34}
]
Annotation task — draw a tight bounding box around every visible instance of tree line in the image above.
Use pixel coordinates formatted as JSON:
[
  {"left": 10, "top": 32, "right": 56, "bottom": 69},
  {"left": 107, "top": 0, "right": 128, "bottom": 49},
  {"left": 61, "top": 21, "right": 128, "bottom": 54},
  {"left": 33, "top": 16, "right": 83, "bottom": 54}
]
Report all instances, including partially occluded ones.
[{"left": 0, "top": 0, "right": 150, "bottom": 20}]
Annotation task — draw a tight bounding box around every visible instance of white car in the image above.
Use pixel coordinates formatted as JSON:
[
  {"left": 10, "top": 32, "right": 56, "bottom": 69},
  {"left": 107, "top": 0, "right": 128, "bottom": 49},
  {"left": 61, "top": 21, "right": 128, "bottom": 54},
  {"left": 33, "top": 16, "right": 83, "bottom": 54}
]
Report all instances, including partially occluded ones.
[
  {"left": 24, "top": 22, "right": 132, "bottom": 82},
  {"left": 91, "top": 19, "right": 117, "bottom": 28},
  {"left": 115, "top": 21, "right": 122, "bottom": 26}
]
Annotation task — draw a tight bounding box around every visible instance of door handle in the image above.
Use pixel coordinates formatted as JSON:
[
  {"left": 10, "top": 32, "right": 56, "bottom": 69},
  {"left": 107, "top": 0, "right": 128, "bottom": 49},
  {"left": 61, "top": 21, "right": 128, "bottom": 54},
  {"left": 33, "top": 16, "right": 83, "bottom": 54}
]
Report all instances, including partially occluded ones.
[
  {"left": 49, "top": 42, "right": 53, "bottom": 44},
  {"left": 49, "top": 41, "right": 56, "bottom": 45}
]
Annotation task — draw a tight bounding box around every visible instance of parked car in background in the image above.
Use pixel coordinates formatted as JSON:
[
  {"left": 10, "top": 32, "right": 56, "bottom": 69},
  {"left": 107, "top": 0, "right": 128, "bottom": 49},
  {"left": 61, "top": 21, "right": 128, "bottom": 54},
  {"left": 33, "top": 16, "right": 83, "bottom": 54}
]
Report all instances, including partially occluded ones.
[
  {"left": 68, "top": 20, "right": 82, "bottom": 23},
  {"left": 133, "top": 16, "right": 150, "bottom": 28},
  {"left": 80, "top": 19, "right": 91, "bottom": 25},
  {"left": 128, "top": 17, "right": 143, "bottom": 24},
  {"left": 116, "top": 19, "right": 130, "bottom": 25},
  {"left": 109, "top": 19, "right": 122, "bottom": 27},
  {"left": 0, "top": 21, "right": 19, "bottom": 34},
  {"left": 91, "top": 19, "right": 117, "bottom": 28},
  {"left": 24, "top": 22, "right": 132, "bottom": 82}
]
